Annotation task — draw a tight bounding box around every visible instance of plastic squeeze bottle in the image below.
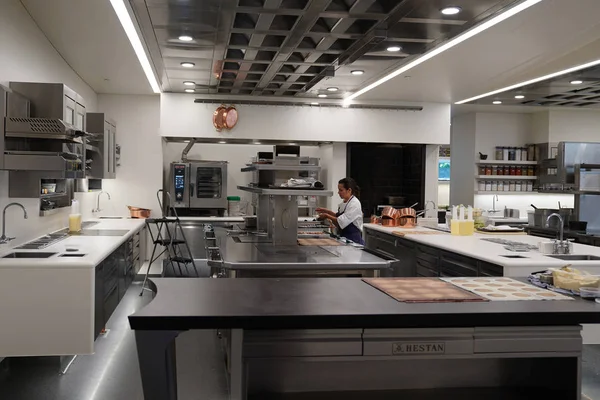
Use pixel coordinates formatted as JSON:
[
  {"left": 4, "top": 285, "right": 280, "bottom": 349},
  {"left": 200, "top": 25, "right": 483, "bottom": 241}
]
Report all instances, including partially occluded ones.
[{"left": 69, "top": 200, "right": 82, "bottom": 233}]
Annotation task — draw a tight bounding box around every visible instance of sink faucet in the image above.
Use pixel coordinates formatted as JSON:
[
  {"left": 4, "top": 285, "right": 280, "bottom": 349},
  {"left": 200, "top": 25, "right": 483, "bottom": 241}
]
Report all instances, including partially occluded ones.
[
  {"left": 424, "top": 200, "right": 437, "bottom": 218},
  {"left": 92, "top": 191, "right": 111, "bottom": 213},
  {"left": 546, "top": 213, "right": 569, "bottom": 254},
  {"left": 0, "top": 203, "right": 28, "bottom": 244},
  {"left": 488, "top": 195, "right": 501, "bottom": 214}
]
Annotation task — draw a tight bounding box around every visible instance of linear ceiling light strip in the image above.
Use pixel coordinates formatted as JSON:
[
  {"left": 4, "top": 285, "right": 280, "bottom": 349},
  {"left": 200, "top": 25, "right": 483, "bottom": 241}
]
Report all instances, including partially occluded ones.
[
  {"left": 455, "top": 58, "right": 600, "bottom": 104},
  {"left": 343, "top": 0, "right": 543, "bottom": 106},
  {"left": 109, "top": 0, "right": 161, "bottom": 94}
]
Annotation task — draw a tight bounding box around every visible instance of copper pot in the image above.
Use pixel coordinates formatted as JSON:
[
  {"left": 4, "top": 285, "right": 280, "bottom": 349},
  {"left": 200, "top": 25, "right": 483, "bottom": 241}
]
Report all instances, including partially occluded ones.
[
  {"left": 213, "top": 105, "right": 227, "bottom": 131},
  {"left": 381, "top": 206, "right": 399, "bottom": 220},
  {"left": 399, "top": 207, "right": 416, "bottom": 217},
  {"left": 370, "top": 215, "right": 381, "bottom": 224},
  {"left": 128, "top": 206, "right": 151, "bottom": 219},
  {"left": 397, "top": 216, "right": 416, "bottom": 228},
  {"left": 381, "top": 218, "right": 398, "bottom": 227}
]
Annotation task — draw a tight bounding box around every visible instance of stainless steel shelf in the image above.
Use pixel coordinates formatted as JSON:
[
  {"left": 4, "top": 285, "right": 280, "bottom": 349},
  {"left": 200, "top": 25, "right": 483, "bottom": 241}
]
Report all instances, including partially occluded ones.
[
  {"left": 476, "top": 160, "right": 538, "bottom": 165},
  {"left": 241, "top": 164, "right": 321, "bottom": 172},
  {"left": 476, "top": 175, "right": 538, "bottom": 180},
  {"left": 238, "top": 185, "right": 333, "bottom": 197}
]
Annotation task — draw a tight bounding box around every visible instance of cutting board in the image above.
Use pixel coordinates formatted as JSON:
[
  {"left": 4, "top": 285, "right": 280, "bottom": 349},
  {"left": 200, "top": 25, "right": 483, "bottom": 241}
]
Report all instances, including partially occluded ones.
[
  {"left": 392, "top": 230, "right": 444, "bottom": 237},
  {"left": 298, "top": 238, "right": 342, "bottom": 246},
  {"left": 363, "top": 278, "right": 487, "bottom": 303}
]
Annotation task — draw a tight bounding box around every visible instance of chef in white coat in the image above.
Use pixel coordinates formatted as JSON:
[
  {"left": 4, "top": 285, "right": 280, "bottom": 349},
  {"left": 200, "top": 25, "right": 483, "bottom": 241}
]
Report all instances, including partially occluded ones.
[{"left": 317, "top": 177, "right": 364, "bottom": 245}]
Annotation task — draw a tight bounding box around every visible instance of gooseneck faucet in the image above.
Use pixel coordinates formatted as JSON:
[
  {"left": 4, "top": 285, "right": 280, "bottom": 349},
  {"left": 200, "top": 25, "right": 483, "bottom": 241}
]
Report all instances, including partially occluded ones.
[
  {"left": 92, "top": 191, "right": 111, "bottom": 213},
  {"left": 0, "top": 203, "right": 28, "bottom": 244},
  {"left": 546, "top": 213, "right": 569, "bottom": 254}
]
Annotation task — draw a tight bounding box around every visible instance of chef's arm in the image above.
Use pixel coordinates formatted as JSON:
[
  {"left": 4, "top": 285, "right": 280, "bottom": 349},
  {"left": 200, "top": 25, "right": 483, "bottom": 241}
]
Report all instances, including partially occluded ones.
[
  {"left": 324, "top": 214, "right": 340, "bottom": 229},
  {"left": 316, "top": 207, "right": 336, "bottom": 217}
]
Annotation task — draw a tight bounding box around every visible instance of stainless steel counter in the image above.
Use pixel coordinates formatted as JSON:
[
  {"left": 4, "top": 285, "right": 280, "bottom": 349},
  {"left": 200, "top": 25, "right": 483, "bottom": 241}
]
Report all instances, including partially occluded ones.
[{"left": 216, "top": 236, "right": 393, "bottom": 277}]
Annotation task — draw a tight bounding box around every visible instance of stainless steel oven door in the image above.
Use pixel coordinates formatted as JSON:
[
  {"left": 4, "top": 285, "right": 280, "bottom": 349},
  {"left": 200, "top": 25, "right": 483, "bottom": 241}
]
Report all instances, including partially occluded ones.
[{"left": 189, "top": 162, "right": 228, "bottom": 209}]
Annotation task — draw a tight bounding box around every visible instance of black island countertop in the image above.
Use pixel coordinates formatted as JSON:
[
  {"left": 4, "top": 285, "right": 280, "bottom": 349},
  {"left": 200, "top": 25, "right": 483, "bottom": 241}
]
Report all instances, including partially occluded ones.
[{"left": 129, "top": 278, "right": 600, "bottom": 331}]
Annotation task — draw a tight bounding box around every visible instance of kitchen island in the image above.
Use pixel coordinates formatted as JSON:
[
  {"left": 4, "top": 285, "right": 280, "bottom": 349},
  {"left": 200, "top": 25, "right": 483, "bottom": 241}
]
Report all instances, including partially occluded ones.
[
  {"left": 130, "top": 277, "right": 600, "bottom": 400},
  {"left": 0, "top": 218, "right": 146, "bottom": 357}
]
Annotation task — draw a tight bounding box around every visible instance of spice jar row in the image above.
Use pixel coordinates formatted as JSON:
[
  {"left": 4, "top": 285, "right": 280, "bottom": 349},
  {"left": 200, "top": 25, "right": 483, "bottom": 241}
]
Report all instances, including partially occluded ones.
[
  {"left": 478, "top": 180, "right": 534, "bottom": 192},
  {"left": 478, "top": 165, "right": 536, "bottom": 176},
  {"left": 494, "top": 145, "right": 537, "bottom": 161}
]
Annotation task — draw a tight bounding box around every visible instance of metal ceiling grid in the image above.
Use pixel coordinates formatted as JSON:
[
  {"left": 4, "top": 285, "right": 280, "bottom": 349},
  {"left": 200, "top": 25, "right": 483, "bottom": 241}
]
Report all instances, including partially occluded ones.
[
  {"left": 132, "top": 0, "right": 524, "bottom": 99},
  {"left": 469, "top": 64, "right": 600, "bottom": 108}
]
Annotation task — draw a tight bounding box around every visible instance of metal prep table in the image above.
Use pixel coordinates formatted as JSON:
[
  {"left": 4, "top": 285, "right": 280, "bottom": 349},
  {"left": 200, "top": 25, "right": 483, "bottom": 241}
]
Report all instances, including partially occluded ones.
[
  {"left": 214, "top": 236, "right": 394, "bottom": 277},
  {"left": 129, "top": 278, "right": 600, "bottom": 400}
]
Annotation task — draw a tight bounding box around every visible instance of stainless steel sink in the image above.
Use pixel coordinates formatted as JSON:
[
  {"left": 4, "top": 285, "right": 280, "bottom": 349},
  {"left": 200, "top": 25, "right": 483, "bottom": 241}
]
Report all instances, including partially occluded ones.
[
  {"left": 546, "top": 254, "right": 600, "bottom": 261},
  {"left": 3, "top": 252, "right": 57, "bottom": 259}
]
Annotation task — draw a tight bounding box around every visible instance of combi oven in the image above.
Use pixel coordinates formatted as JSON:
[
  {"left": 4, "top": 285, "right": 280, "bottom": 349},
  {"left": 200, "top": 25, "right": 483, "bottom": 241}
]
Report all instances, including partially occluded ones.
[{"left": 169, "top": 161, "right": 228, "bottom": 209}]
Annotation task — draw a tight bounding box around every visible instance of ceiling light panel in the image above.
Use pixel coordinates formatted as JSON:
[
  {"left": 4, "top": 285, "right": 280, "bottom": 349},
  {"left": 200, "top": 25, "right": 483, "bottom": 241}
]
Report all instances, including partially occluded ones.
[{"left": 128, "top": 0, "right": 539, "bottom": 96}]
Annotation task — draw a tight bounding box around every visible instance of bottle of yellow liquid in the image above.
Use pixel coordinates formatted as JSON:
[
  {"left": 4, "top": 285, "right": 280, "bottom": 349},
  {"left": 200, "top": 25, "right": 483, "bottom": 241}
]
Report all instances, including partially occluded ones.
[{"left": 69, "top": 200, "right": 82, "bottom": 233}]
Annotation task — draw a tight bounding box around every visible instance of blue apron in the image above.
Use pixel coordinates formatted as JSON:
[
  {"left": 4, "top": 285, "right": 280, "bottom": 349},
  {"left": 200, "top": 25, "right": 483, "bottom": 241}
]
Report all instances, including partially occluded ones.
[{"left": 336, "top": 196, "right": 365, "bottom": 245}]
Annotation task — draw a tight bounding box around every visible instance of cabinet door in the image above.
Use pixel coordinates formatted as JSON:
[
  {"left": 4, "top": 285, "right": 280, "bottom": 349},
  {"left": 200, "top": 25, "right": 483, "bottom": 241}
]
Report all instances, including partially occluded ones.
[
  {"left": 394, "top": 238, "right": 417, "bottom": 277},
  {"left": 440, "top": 251, "right": 478, "bottom": 277},
  {"left": 64, "top": 96, "right": 76, "bottom": 125}
]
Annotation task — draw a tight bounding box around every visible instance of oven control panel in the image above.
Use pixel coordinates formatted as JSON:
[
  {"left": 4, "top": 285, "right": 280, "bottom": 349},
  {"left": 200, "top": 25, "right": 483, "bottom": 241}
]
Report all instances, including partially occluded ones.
[{"left": 172, "top": 163, "right": 186, "bottom": 204}]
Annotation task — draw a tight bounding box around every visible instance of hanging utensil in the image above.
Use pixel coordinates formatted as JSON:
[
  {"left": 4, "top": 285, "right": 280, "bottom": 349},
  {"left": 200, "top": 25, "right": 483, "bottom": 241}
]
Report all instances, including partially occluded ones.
[{"left": 530, "top": 204, "right": 538, "bottom": 210}]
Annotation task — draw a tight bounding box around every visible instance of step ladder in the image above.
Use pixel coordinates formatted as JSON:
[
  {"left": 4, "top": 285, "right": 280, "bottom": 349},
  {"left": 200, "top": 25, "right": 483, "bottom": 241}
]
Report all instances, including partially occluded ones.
[{"left": 140, "top": 190, "right": 198, "bottom": 295}]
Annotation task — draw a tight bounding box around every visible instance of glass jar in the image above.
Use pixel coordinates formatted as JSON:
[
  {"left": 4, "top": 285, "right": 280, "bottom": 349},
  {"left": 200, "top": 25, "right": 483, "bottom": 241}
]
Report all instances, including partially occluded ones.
[
  {"left": 479, "top": 165, "right": 486, "bottom": 175},
  {"left": 491, "top": 181, "right": 498, "bottom": 191},
  {"left": 504, "top": 165, "right": 510, "bottom": 175},
  {"left": 497, "top": 166, "right": 503, "bottom": 175},
  {"left": 492, "top": 166, "right": 498, "bottom": 175},
  {"left": 527, "top": 181, "right": 533, "bottom": 192},
  {"left": 495, "top": 146, "right": 504, "bottom": 160},
  {"left": 509, "top": 166, "right": 516, "bottom": 176},
  {"left": 527, "top": 144, "right": 536, "bottom": 161},
  {"left": 515, "top": 181, "right": 522, "bottom": 192},
  {"left": 509, "top": 181, "right": 516, "bottom": 191},
  {"left": 521, "top": 147, "right": 528, "bottom": 161},
  {"left": 504, "top": 181, "right": 510, "bottom": 192},
  {"left": 503, "top": 147, "right": 509, "bottom": 160},
  {"left": 478, "top": 181, "right": 486, "bottom": 191},
  {"left": 508, "top": 147, "right": 516, "bottom": 161},
  {"left": 485, "top": 166, "right": 492, "bottom": 175},
  {"left": 529, "top": 166, "right": 535, "bottom": 176},
  {"left": 498, "top": 181, "right": 504, "bottom": 192},
  {"left": 516, "top": 165, "right": 522, "bottom": 176},
  {"left": 485, "top": 181, "right": 492, "bottom": 191},
  {"left": 515, "top": 147, "right": 522, "bottom": 161}
]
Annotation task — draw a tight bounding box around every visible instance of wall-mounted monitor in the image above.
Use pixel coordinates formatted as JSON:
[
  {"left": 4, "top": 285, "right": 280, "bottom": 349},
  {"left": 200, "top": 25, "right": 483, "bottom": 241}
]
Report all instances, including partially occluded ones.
[{"left": 439, "top": 158, "right": 450, "bottom": 181}]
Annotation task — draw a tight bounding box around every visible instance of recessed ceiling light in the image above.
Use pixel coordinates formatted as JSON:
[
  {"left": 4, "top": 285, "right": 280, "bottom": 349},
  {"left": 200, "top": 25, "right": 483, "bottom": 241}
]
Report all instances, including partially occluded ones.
[
  {"left": 441, "top": 6, "right": 462, "bottom": 15},
  {"left": 386, "top": 46, "right": 402, "bottom": 52},
  {"left": 310, "top": 102, "right": 319, "bottom": 105},
  {"left": 345, "top": 0, "right": 542, "bottom": 105},
  {"left": 327, "top": 87, "right": 339, "bottom": 92},
  {"left": 570, "top": 80, "right": 583, "bottom": 85},
  {"left": 289, "top": 142, "right": 296, "bottom": 145},
  {"left": 254, "top": 142, "right": 261, "bottom": 145},
  {"left": 218, "top": 141, "right": 226, "bottom": 144},
  {"left": 108, "top": 0, "right": 161, "bottom": 93},
  {"left": 318, "top": 94, "right": 327, "bottom": 98},
  {"left": 183, "top": 81, "right": 195, "bottom": 86},
  {"left": 514, "top": 95, "right": 525, "bottom": 99},
  {"left": 493, "top": 100, "right": 502, "bottom": 105},
  {"left": 185, "top": 89, "right": 195, "bottom": 93},
  {"left": 351, "top": 70, "right": 364, "bottom": 76},
  {"left": 178, "top": 35, "right": 193, "bottom": 42},
  {"left": 180, "top": 62, "right": 195, "bottom": 68}
]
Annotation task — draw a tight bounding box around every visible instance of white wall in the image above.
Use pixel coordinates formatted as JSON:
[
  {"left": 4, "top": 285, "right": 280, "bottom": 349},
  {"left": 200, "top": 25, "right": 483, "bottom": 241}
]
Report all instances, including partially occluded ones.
[
  {"left": 318, "top": 143, "right": 347, "bottom": 210},
  {"left": 531, "top": 111, "right": 550, "bottom": 144},
  {"left": 97, "top": 95, "right": 161, "bottom": 217},
  {"left": 438, "top": 182, "right": 450, "bottom": 207},
  {"left": 160, "top": 94, "right": 451, "bottom": 144},
  {"left": 0, "top": 0, "right": 97, "bottom": 245},
  {"left": 549, "top": 110, "right": 600, "bottom": 142},
  {"left": 474, "top": 113, "right": 533, "bottom": 157},
  {"left": 450, "top": 113, "right": 476, "bottom": 206}
]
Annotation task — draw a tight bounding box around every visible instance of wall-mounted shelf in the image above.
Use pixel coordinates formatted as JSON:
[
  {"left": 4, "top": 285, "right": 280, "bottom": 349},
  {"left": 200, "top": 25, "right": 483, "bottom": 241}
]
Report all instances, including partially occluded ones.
[
  {"left": 475, "top": 191, "right": 538, "bottom": 195},
  {"left": 476, "top": 175, "right": 538, "bottom": 180},
  {"left": 238, "top": 185, "right": 333, "bottom": 197},
  {"left": 241, "top": 164, "right": 321, "bottom": 172},
  {"left": 476, "top": 160, "right": 538, "bottom": 165}
]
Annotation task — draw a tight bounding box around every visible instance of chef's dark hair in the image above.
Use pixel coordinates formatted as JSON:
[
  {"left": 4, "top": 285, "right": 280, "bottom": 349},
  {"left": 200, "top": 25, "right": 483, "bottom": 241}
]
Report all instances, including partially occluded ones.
[{"left": 339, "top": 177, "right": 360, "bottom": 198}]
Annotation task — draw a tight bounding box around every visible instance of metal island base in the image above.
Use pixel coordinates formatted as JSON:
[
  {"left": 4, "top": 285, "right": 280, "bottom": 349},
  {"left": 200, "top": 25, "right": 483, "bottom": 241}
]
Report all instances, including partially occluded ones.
[
  {"left": 212, "top": 236, "right": 394, "bottom": 278},
  {"left": 129, "top": 278, "right": 600, "bottom": 400}
]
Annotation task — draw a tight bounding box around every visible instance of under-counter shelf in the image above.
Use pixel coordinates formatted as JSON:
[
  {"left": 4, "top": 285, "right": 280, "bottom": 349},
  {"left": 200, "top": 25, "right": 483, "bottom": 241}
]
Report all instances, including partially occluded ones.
[
  {"left": 237, "top": 185, "right": 333, "bottom": 197},
  {"left": 476, "top": 160, "right": 538, "bottom": 165},
  {"left": 476, "top": 175, "right": 537, "bottom": 180},
  {"left": 241, "top": 164, "right": 321, "bottom": 172}
]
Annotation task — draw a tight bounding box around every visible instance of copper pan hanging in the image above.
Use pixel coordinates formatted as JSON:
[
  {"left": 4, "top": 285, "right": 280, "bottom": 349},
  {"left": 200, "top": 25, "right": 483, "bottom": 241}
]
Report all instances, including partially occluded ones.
[
  {"left": 213, "top": 105, "right": 226, "bottom": 131},
  {"left": 223, "top": 106, "right": 238, "bottom": 129}
]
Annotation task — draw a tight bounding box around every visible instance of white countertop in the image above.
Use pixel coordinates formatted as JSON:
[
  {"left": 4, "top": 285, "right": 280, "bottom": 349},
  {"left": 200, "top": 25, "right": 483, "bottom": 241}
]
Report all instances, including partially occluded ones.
[
  {"left": 364, "top": 223, "right": 600, "bottom": 272},
  {"left": 0, "top": 218, "right": 145, "bottom": 269}
]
